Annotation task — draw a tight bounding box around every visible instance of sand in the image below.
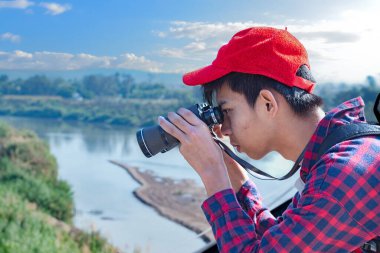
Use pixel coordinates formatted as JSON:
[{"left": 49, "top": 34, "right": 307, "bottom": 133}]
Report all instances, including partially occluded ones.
[{"left": 109, "top": 160, "right": 214, "bottom": 242}]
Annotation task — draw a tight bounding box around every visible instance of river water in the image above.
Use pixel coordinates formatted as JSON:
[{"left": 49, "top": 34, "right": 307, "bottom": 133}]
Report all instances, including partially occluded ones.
[{"left": 0, "top": 116, "right": 299, "bottom": 253}]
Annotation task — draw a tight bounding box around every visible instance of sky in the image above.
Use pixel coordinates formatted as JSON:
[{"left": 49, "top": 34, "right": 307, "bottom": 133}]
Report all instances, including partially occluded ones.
[{"left": 1, "top": 0, "right": 380, "bottom": 84}]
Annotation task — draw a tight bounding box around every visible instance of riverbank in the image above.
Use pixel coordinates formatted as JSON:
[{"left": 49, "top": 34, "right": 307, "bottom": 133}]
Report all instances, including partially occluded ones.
[
  {"left": 109, "top": 160, "right": 214, "bottom": 242},
  {"left": 0, "top": 121, "right": 120, "bottom": 253}
]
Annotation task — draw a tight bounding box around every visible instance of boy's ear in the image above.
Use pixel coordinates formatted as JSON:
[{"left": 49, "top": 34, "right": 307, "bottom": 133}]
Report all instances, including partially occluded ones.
[{"left": 258, "top": 90, "right": 278, "bottom": 116}]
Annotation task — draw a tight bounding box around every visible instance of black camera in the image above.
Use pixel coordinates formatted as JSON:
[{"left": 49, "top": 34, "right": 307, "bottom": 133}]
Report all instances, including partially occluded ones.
[{"left": 136, "top": 103, "right": 224, "bottom": 158}]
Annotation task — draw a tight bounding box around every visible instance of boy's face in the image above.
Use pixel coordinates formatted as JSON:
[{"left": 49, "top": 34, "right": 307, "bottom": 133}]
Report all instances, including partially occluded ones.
[{"left": 216, "top": 84, "right": 274, "bottom": 160}]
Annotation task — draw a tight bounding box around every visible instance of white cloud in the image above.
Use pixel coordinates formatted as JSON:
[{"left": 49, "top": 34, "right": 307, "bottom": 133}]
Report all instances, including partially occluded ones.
[
  {"left": 158, "top": 42, "right": 211, "bottom": 61},
  {"left": 155, "top": 6, "right": 380, "bottom": 83},
  {"left": 184, "top": 42, "right": 206, "bottom": 52},
  {"left": 14, "top": 50, "right": 32, "bottom": 58},
  {"left": 152, "top": 30, "right": 166, "bottom": 38},
  {"left": 159, "top": 48, "right": 185, "bottom": 59},
  {"left": 116, "top": 53, "right": 161, "bottom": 72},
  {"left": 0, "top": 1, "right": 71, "bottom": 15},
  {"left": 0, "top": 50, "right": 162, "bottom": 72},
  {"left": 155, "top": 21, "right": 265, "bottom": 63},
  {"left": 0, "top": 0, "right": 34, "bottom": 9},
  {"left": 0, "top": 32, "right": 21, "bottom": 42},
  {"left": 39, "top": 2, "right": 71, "bottom": 15},
  {"left": 167, "top": 21, "right": 259, "bottom": 41},
  {"left": 282, "top": 10, "right": 380, "bottom": 83}
]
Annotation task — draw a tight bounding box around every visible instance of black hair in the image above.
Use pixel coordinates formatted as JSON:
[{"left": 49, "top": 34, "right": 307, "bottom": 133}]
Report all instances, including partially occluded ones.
[{"left": 202, "top": 65, "right": 323, "bottom": 117}]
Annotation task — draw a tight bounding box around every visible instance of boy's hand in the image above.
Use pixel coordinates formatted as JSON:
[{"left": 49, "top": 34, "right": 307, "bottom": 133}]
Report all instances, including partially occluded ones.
[{"left": 158, "top": 108, "right": 232, "bottom": 196}]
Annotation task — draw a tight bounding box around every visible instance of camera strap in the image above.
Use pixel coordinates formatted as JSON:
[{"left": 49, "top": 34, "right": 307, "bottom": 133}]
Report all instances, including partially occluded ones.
[
  {"left": 214, "top": 122, "right": 380, "bottom": 181},
  {"left": 213, "top": 138, "right": 305, "bottom": 180}
]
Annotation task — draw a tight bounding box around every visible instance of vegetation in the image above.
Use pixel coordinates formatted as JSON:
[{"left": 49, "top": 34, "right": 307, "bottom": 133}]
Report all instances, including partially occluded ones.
[
  {"left": 315, "top": 75, "right": 380, "bottom": 122},
  {"left": 0, "top": 73, "right": 197, "bottom": 101},
  {"left": 0, "top": 73, "right": 379, "bottom": 126},
  {"left": 0, "top": 122, "right": 119, "bottom": 253},
  {"left": 0, "top": 73, "right": 198, "bottom": 127}
]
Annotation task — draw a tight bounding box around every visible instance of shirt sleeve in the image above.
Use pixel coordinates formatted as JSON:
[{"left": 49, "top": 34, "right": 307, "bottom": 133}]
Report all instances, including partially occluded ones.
[
  {"left": 202, "top": 135, "right": 380, "bottom": 252},
  {"left": 235, "top": 180, "right": 281, "bottom": 237},
  {"left": 202, "top": 187, "right": 371, "bottom": 252}
]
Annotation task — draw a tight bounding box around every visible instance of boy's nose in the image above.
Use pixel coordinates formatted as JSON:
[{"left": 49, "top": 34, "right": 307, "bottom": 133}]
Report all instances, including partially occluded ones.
[{"left": 221, "top": 122, "right": 232, "bottom": 136}]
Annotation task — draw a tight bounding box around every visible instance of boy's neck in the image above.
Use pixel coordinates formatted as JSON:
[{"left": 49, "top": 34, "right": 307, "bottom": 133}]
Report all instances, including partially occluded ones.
[{"left": 275, "top": 107, "right": 325, "bottom": 162}]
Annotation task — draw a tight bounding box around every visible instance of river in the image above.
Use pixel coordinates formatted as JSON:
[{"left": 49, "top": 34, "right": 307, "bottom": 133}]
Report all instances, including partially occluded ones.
[{"left": 0, "top": 116, "right": 299, "bottom": 253}]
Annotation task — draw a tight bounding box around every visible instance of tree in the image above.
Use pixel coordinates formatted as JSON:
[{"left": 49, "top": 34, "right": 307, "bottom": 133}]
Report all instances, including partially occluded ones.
[
  {"left": 118, "top": 74, "right": 135, "bottom": 98},
  {"left": 366, "top": 75, "right": 377, "bottom": 88},
  {"left": 21, "top": 75, "right": 57, "bottom": 95},
  {"left": 81, "top": 74, "right": 119, "bottom": 97},
  {"left": 0, "top": 74, "right": 8, "bottom": 83}
]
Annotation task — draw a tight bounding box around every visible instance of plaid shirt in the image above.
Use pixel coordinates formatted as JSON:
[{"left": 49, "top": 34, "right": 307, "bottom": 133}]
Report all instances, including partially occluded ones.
[{"left": 202, "top": 97, "right": 380, "bottom": 252}]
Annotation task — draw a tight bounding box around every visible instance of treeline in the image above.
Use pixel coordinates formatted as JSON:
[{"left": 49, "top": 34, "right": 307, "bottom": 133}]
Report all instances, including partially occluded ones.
[
  {"left": 0, "top": 73, "right": 196, "bottom": 102},
  {"left": 0, "top": 122, "right": 119, "bottom": 252},
  {"left": 0, "top": 73, "right": 199, "bottom": 127},
  {"left": 0, "top": 98, "right": 186, "bottom": 127},
  {"left": 316, "top": 76, "right": 379, "bottom": 122},
  {"left": 0, "top": 73, "right": 379, "bottom": 125}
]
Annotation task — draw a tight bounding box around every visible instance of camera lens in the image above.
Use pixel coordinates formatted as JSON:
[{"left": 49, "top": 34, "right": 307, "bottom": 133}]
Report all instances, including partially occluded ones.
[
  {"left": 136, "top": 124, "right": 179, "bottom": 157},
  {"left": 136, "top": 103, "right": 224, "bottom": 158}
]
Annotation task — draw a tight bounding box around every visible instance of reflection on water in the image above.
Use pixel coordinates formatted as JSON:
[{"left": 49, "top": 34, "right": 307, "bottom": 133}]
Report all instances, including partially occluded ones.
[{"left": 0, "top": 116, "right": 299, "bottom": 253}]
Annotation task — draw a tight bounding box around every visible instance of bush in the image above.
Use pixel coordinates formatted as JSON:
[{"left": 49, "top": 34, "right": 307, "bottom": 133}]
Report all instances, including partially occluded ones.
[
  {"left": 0, "top": 121, "right": 12, "bottom": 138},
  {"left": 4, "top": 141, "right": 58, "bottom": 181},
  {"left": 0, "top": 123, "right": 119, "bottom": 252},
  {"left": 0, "top": 189, "right": 80, "bottom": 253},
  {"left": 0, "top": 188, "right": 117, "bottom": 253},
  {"left": 0, "top": 161, "right": 73, "bottom": 223}
]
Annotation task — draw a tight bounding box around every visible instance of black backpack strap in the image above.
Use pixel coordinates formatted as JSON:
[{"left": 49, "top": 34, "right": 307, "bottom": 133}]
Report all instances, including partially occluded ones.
[
  {"left": 316, "top": 123, "right": 380, "bottom": 161},
  {"left": 374, "top": 93, "right": 380, "bottom": 124},
  {"left": 362, "top": 236, "right": 380, "bottom": 253}
]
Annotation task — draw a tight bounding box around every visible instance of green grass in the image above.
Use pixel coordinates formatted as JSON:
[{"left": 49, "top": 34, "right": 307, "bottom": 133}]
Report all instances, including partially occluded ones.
[
  {"left": 0, "top": 188, "right": 118, "bottom": 253},
  {"left": 0, "top": 122, "right": 120, "bottom": 253},
  {"left": 0, "top": 188, "right": 81, "bottom": 253}
]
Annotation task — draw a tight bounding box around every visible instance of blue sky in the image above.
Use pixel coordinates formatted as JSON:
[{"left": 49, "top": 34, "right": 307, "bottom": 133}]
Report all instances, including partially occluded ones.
[{"left": 1, "top": 0, "right": 380, "bottom": 83}]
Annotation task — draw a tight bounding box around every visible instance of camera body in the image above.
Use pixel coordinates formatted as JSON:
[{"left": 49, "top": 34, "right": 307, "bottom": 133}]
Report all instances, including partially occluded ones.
[{"left": 136, "top": 103, "right": 223, "bottom": 158}]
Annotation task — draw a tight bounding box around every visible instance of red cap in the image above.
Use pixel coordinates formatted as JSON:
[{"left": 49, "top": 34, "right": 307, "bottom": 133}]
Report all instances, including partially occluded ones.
[{"left": 183, "top": 27, "right": 315, "bottom": 93}]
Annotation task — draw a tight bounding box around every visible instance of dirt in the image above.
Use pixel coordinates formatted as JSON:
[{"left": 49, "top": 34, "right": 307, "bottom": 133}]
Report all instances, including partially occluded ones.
[{"left": 109, "top": 160, "right": 214, "bottom": 242}]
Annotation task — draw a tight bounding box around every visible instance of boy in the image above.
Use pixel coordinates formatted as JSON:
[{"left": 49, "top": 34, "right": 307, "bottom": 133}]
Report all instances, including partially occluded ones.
[{"left": 158, "top": 27, "right": 380, "bottom": 252}]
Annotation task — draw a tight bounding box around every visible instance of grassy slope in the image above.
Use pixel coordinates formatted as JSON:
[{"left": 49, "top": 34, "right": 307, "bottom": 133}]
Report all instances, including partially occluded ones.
[{"left": 0, "top": 122, "right": 120, "bottom": 253}]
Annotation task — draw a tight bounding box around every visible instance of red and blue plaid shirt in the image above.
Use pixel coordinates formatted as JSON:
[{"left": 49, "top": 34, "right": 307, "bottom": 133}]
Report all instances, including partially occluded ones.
[{"left": 202, "top": 97, "right": 380, "bottom": 252}]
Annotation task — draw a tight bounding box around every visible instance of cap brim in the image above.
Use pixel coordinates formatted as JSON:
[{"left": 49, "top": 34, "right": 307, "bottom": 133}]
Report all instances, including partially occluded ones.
[{"left": 183, "top": 64, "right": 230, "bottom": 86}]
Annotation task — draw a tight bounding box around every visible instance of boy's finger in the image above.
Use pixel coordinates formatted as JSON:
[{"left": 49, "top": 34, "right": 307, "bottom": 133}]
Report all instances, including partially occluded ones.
[
  {"left": 158, "top": 116, "right": 185, "bottom": 141},
  {"left": 212, "top": 125, "right": 223, "bottom": 138}
]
